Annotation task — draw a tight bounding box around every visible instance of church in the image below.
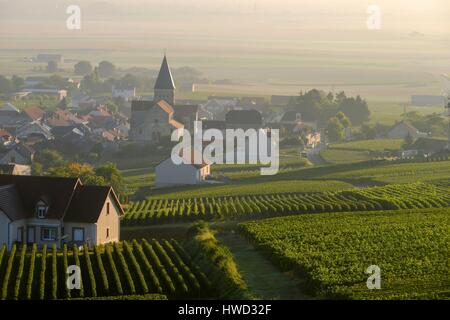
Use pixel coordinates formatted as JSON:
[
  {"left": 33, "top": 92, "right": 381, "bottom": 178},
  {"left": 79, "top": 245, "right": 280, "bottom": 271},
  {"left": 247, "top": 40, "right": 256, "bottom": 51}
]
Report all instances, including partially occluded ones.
[{"left": 129, "top": 55, "right": 198, "bottom": 143}]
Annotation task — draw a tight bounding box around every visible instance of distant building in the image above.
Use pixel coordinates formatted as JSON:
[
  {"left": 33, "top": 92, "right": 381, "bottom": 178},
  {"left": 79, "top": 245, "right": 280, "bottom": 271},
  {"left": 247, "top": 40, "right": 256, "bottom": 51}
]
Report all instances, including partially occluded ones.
[
  {"left": 410, "top": 137, "right": 449, "bottom": 155},
  {"left": 225, "top": 109, "right": 263, "bottom": 130},
  {"left": 0, "top": 175, "right": 123, "bottom": 249},
  {"left": 19, "top": 89, "right": 67, "bottom": 101},
  {"left": 22, "top": 106, "right": 45, "bottom": 122},
  {"left": 130, "top": 55, "right": 198, "bottom": 144},
  {"left": 387, "top": 121, "right": 428, "bottom": 139},
  {"left": 35, "top": 54, "right": 63, "bottom": 63},
  {"left": 0, "top": 164, "right": 31, "bottom": 176},
  {"left": 112, "top": 86, "right": 136, "bottom": 101},
  {"left": 411, "top": 95, "right": 445, "bottom": 106},
  {"left": 0, "top": 143, "right": 35, "bottom": 166},
  {"left": 155, "top": 153, "right": 211, "bottom": 188}
]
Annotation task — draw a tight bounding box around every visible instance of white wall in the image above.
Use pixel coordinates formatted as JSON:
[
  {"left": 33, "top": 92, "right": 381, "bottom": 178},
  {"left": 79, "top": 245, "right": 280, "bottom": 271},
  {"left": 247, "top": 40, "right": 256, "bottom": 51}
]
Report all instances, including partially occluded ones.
[
  {"left": 155, "top": 158, "right": 200, "bottom": 187},
  {"left": 0, "top": 211, "right": 10, "bottom": 248}
]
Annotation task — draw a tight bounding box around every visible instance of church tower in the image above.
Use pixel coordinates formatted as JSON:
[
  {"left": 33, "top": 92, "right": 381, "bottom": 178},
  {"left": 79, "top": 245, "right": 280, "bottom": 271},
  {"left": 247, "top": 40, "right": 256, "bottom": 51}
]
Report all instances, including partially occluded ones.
[{"left": 154, "top": 54, "right": 176, "bottom": 105}]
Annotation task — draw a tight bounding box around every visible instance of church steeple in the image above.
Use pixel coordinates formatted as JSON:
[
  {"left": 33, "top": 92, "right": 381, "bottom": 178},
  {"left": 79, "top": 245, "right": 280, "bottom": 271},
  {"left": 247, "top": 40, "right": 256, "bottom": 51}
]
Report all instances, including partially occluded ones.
[{"left": 154, "top": 54, "right": 176, "bottom": 105}]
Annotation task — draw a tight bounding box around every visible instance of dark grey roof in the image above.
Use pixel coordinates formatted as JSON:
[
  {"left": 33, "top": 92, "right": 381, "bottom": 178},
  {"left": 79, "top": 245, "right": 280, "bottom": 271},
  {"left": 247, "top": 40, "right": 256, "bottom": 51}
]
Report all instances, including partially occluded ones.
[
  {"left": 154, "top": 55, "right": 176, "bottom": 90},
  {"left": 225, "top": 109, "right": 262, "bottom": 125},
  {"left": 0, "top": 184, "right": 25, "bottom": 221}
]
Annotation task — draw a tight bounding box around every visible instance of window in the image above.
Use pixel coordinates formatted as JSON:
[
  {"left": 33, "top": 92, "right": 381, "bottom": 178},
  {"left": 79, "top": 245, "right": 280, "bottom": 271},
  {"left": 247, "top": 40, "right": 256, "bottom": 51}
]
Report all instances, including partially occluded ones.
[
  {"left": 73, "top": 228, "right": 84, "bottom": 242},
  {"left": 106, "top": 202, "right": 110, "bottom": 215},
  {"left": 36, "top": 200, "right": 49, "bottom": 219},
  {"left": 106, "top": 227, "right": 110, "bottom": 238},
  {"left": 41, "top": 227, "right": 57, "bottom": 241}
]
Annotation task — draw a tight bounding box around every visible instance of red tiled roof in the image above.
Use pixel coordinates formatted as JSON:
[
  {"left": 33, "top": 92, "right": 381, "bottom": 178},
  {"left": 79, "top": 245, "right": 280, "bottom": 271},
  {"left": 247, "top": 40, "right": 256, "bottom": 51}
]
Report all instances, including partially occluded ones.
[{"left": 23, "top": 106, "right": 44, "bottom": 121}]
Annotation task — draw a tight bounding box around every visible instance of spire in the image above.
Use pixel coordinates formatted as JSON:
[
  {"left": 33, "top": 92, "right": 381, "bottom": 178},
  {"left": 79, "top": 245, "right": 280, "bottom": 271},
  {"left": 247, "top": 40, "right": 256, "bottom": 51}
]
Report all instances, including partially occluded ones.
[{"left": 154, "top": 54, "right": 175, "bottom": 90}]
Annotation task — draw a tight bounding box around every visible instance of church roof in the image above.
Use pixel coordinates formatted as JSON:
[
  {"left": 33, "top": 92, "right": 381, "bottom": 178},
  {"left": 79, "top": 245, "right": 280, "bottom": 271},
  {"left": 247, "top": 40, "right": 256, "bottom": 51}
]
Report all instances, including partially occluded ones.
[{"left": 154, "top": 55, "right": 176, "bottom": 90}]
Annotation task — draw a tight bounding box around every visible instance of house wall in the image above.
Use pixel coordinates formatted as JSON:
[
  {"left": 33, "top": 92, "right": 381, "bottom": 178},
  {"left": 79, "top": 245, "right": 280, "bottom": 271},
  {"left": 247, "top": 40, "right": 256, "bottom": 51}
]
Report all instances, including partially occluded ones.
[
  {"left": 63, "top": 222, "right": 96, "bottom": 246},
  {"left": 130, "top": 106, "right": 172, "bottom": 142},
  {"left": 95, "top": 194, "right": 121, "bottom": 244},
  {"left": 0, "top": 211, "right": 10, "bottom": 247},
  {"left": 10, "top": 218, "right": 61, "bottom": 249},
  {"left": 155, "top": 158, "right": 200, "bottom": 187}
]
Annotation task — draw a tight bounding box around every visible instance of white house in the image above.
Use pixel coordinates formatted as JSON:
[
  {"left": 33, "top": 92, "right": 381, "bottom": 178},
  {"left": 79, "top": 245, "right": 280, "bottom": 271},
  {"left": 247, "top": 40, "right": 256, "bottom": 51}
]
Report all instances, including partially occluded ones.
[
  {"left": 112, "top": 86, "right": 136, "bottom": 101},
  {"left": 155, "top": 157, "right": 211, "bottom": 188},
  {"left": 388, "top": 121, "right": 428, "bottom": 139},
  {"left": 0, "top": 175, "right": 123, "bottom": 249}
]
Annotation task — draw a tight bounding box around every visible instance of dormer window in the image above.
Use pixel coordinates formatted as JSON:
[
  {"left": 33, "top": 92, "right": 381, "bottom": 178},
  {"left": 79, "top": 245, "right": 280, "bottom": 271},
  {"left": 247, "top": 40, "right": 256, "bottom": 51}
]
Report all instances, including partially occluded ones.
[{"left": 36, "top": 200, "right": 49, "bottom": 219}]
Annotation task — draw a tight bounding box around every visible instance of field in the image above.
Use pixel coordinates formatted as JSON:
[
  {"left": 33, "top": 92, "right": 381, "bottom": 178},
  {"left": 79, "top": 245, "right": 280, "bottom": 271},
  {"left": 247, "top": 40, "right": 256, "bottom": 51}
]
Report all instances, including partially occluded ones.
[
  {"left": 240, "top": 208, "right": 450, "bottom": 299},
  {"left": 328, "top": 139, "right": 404, "bottom": 152},
  {"left": 0, "top": 239, "right": 211, "bottom": 300},
  {"left": 320, "top": 149, "right": 373, "bottom": 164},
  {"left": 121, "top": 182, "right": 450, "bottom": 225}
]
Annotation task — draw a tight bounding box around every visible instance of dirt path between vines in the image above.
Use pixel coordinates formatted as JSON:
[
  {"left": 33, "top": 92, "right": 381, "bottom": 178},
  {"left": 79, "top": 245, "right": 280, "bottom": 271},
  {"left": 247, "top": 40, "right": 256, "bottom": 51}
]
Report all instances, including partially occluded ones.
[{"left": 218, "top": 231, "right": 314, "bottom": 300}]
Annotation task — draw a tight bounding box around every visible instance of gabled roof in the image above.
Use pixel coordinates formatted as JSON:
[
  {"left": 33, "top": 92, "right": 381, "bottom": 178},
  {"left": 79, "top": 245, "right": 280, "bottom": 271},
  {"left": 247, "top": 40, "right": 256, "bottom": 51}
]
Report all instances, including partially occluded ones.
[
  {"left": 64, "top": 185, "right": 123, "bottom": 223},
  {"left": 0, "top": 184, "right": 25, "bottom": 221},
  {"left": 155, "top": 100, "right": 174, "bottom": 115},
  {"left": 154, "top": 55, "right": 176, "bottom": 90},
  {"left": 0, "top": 174, "right": 123, "bottom": 223},
  {"left": 391, "top": 121, "right": 419, "bottom": 134},
  {"left": 225, "top": 109, "right": 263, "bottom": 125},
  {"left": 411, "top": 137, "right": 448, "bottom": 153},
  {"left": 23, "top": 106, "right": 44, "bottom": 121},
  {"left": 0, "top": 103, "right": 20, "bottom": 113},
  {"left": 0, "top": 175, "right": 81, "bottom": 220}
]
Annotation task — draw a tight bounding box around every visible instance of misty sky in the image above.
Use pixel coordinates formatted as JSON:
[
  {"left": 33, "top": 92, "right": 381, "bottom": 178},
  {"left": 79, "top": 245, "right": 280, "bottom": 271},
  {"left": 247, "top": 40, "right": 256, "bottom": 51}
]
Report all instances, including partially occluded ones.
[{"left": 1, "top": 0, "right": 449, "bottom": 35}]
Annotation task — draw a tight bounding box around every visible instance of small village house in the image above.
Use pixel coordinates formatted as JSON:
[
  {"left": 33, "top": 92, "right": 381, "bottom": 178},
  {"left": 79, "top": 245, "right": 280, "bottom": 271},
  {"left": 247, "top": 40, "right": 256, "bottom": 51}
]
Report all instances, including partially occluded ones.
[{"left": 0, "top": 175, "right": 123, "bottom": 249}]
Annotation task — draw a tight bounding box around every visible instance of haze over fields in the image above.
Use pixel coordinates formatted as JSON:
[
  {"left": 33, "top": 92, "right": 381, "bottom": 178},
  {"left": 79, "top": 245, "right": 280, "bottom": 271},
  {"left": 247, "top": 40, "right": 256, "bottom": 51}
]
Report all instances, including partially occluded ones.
[{"left": 0, "top": 0, "right": 449, "bottom": 101}]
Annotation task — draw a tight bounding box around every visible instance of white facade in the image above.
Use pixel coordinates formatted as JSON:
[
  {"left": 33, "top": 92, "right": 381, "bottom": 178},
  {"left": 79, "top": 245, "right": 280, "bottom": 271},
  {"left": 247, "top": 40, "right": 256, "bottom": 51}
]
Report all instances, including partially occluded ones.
[{"left": 155, "top": 158, "right": 210, "bottom": 188}]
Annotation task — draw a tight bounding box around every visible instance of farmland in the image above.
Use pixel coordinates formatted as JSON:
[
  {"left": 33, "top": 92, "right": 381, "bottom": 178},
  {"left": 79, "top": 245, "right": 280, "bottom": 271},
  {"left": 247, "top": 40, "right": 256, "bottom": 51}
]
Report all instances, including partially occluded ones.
[
  {"left": 121, "top": 182, "right": 450, "bottom": 225},
  {"left": 239, "top": 208, "right": 450, "bottom": 299},
  {"left": 0, "top": 239, "right": 212, "bottom": 300}
]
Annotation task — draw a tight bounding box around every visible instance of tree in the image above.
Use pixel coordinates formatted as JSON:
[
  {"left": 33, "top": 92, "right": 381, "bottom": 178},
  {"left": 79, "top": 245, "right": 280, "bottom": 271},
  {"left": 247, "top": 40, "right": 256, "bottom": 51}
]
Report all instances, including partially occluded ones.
[
  {"left": 98, "top": 61, "right": 116, "bottom": 78},
  {"left": 95, "top": 162, "right": 124, "bottom": 194},
  {"left": 58, "top": 97, "right": 68, "bottom": 109},
  {"left": 35, "top": 149, "right": 65, "bottom": 170},
  {"left": 336, "top": 111, "right": 351, "bottom": 128},
  {"left": 338, "top": 95, "right": 370, "bottom": 126},
  {"left": 0, "top": 75, "right": 12, "bottom": 94},
  {"left": 74, "top": 61, "right": 93, "bottom": 76},
  {"left": 11, "top": 75, "right": 24, "bottom": 91},
  {"left": 47, "top": 162, "right": 105, "bottom": 186},
  {"left": 46, "top": 61, "right": 58, "bottom": 73},
  {"left": 326, "top": 117, "right": 345, "bottom": 142}
]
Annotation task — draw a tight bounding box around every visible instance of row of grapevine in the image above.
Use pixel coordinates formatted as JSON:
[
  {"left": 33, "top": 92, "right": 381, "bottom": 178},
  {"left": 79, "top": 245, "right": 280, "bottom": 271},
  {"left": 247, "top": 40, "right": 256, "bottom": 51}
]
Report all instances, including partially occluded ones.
[
  {"left": 122, "top": 182, "right": 450, "bottom": 225},
  {"left": 0, "top": 239, "right": 208, "bottom": 300}
]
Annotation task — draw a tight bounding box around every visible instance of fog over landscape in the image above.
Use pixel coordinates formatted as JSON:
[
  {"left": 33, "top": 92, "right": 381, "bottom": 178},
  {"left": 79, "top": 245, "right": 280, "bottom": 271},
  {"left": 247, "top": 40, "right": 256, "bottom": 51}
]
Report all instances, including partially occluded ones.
[{"left": 0, "top": 1, "right": 449, "bottom": 98}]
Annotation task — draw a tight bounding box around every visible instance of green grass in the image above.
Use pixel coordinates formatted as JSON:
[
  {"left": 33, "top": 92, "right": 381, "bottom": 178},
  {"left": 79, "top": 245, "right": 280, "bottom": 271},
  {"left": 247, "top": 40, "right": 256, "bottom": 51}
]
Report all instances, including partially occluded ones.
[
  {"left": 329, "top": 139, "right": 404, "bottom": 152},
  {"left": 322, "top": 159, "right": 450, "bottom": 184},
  {"left": 320, "top": 149, "right": 373, "bottom": 164},
  {"left": 240, "top": 208, "right": 450, "bottom": 300}
]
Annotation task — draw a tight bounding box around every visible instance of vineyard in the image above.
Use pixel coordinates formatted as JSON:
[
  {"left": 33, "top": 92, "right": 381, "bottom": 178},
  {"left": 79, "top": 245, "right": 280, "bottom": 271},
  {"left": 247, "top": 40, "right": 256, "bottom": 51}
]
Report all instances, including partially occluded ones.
[
  {"left": 0, "top": 239, "right": 211, "bottom": 300},
  {"left": 122, "top": 182, "right": 450, "bottom": 225},
  {"left": 239, "top": 208, "right": 450, "bottom": 299}
]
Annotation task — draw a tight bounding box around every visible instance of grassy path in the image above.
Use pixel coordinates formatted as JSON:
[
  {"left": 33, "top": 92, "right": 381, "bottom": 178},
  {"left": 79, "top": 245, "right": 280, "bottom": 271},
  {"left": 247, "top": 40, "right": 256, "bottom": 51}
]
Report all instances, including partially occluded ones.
[{"left": 218, "top": 231, "right": 313, "bottom": 300}]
